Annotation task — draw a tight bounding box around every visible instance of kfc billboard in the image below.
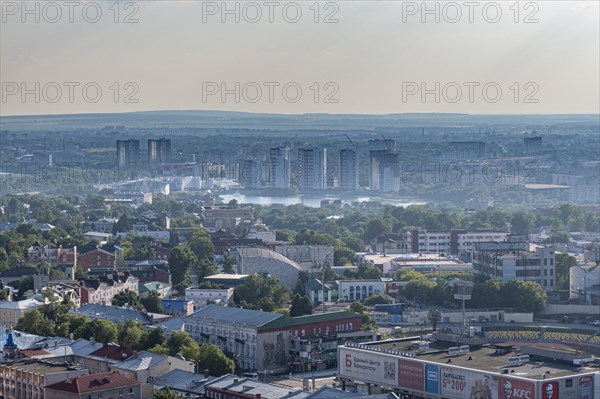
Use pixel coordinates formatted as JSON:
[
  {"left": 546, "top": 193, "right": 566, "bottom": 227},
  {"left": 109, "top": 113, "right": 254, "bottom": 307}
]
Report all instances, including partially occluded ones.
[
  {"left": 541, "top": 381, "right": 559, "bottom": 399},
  {"left": 498, "top": 377, "right": 535, "bottom": 399}
]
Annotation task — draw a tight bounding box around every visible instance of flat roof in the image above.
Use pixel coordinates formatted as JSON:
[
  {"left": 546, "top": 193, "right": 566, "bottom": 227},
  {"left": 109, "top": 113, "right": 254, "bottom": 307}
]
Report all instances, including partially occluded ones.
[
  {"left": 205, "top": 273, "right": 249, "bottom": 280},
  {"left": 3, "top": 359, "right": 83, "bottom": 374},
  {"left": 362, "top": 340, "right": 597, "bottom": 380}
]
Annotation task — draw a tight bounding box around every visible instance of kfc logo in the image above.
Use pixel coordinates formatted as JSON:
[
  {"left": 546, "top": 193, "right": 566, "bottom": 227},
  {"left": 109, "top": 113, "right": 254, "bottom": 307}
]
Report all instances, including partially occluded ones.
[
  {"left": 500, "top": 378, "right": 534, "bottom": 399},
  {"left": 542, "top": 381, "right": 559, "bottom": 399}
]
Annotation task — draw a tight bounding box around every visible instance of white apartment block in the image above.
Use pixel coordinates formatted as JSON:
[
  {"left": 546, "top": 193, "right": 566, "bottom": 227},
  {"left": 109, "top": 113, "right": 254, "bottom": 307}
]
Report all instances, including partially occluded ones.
[
  {"left": 336, "top": 279, "right": 386, "bottom": 301},
  {"left": 184, "top": 287, "right": 234, "bottom": 308},
  {"left": 408, "top": 229, "right": 509, "bottom": 255}
]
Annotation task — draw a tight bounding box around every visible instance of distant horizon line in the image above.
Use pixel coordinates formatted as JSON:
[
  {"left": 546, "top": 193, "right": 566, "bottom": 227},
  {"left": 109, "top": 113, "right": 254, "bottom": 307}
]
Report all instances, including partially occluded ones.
[{"left": 1, "top": 109, "right": 599, "bottom": 119}]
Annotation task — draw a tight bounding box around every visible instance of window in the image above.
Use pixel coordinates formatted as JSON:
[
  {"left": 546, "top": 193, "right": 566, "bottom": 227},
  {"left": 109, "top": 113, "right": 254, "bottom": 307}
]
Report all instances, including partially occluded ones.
[{"left": 566, "top": 379, "right": 573, "bottom": 388}]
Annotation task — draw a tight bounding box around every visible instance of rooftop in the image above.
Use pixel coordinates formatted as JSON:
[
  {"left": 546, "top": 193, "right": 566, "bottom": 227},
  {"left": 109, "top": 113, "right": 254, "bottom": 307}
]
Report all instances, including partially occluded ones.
[
  {"left": 112, "top": 350, "right": 165, "bottom": 371},
  {"left": 45, "top": 371, "right": 139, "bottom": 394},
  {"left": 205, "top": 273, "right": 250, "bottom": 280},
  {"left": 361, "top": 340, "right": 599, "bottom": 380},
  {"left": 187, "top": 305, "right": 283, "bottom": 329},
  {"left": 153, "top": 369, "right": 216, "bottom": 395},
  {"left": 1, "top": 359, "right": 84, "bottom": 374},
  {"left": 73, "top": 303, "right": 153, "bottom": 325}
]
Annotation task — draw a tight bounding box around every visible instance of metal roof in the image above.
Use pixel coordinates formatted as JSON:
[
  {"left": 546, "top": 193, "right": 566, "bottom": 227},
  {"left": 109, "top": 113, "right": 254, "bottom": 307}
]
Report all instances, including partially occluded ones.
[{"left": 186, "top": 305, "right": 283, "bottom": 328}]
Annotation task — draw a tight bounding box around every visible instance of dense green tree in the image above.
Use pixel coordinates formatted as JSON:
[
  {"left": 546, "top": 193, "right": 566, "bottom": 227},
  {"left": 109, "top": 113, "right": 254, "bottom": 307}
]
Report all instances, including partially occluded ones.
[
  {"left": 111, "top": 289, "right": 141, "bottom": 309},
  {"left": 349, "top": 301, "right": 377, "bottom": 330},
  {"left": 74, "top": 318, "right": 118, "bottom": 343},
  {"left": 294, "top": 270, "right": 309, "bottom": 295},
  {"left": 118, "top": 319, "right": 147, "bottom": 350},
  {"left": 166, "top": 331, "right": 196, "bottom": 356},
  {"left": 140, "top": 291, "right": 164, "bottom": 313},
  {"left": 169, "top": 246, "right": 196, "bottom": 293},
  {"left": 16, "top": 309, "right": 55, "bottom": 336},
  {"left": 154, "top": 387, "right": 180, "bottom": 399},
  {"left": 147, "top": 344, "right": 170, "bottom": 356},
  {"left": 363, "top": 218, "right": 392, "bottom": 243},
  {"left": 275, "top": 229, "right": 295, "bottom": 242},
  {"left": 500, "top": 280, "right": 547, "bottom": 313},
  {"left": 196, "top": 344, "right": 235, "bottom": 376},
  {"left": 196, "top": 259, "right": 218, "bottom": 280},
  {"left": 234, "top": 274, "right": 291, "bottom": 311},
  {"left": 555, "top": 253, "right": 577, "bottom": 291},
  {"left": 364, "top": 294, "right": 394, "bottom": 306},
  {"left": 188, "top": 228, "right": 214, "bottom": 261},
  {"left": 510, "top": 211, "right": 534, "bottom": 235},
  {"left": 290, "top": 294, "right": 313, "bottom": 317},
  {"left": 221, "top": 254, "right": 236, "bottom": 274},
  {"left": 143, "top": 327, "right": 166, "bottom": 349},
  {"left": 543, "top": 232, "right": 570, "bottom": 244}
]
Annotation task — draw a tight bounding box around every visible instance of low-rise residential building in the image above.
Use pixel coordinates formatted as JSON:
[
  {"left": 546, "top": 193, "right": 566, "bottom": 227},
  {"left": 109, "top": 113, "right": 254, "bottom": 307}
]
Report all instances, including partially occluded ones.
[
  {"left": 201, "top": 206, "right": 254, "bottom": 232},
  {"left": 79, "top": 248, "right": 116, "bottom": 270},
  {"left": 44, "top": 371, "right": 141, "bottom": 399},
  {"left": 26, "top": 244, "right": 77, "bottom": 267},
  {"left": 0, "top": 298, "right": 45, "bottom": 328},
  {"left": 160, "top": 299, "right": 194, "bottom": 316},
  {"left": 139, "top": 281, "right": 172, "bottom": 298},
  {"left": 0, "top": 359, "right": 89, "bottom": 399},
  {"left": 111, "top": 350, "right": 194, "bottom": 398},
  {"left": 185, "top": 287, "right": 234, "bottom": 308},
  {"left": 153, "top": 369, "right": 216, "bottom": 398},
  {"left": 76, "top": 275, "right": 139, "bottom": 305},
  {"left": 336, "top": 279, "right": 386, "bottom": 301}
]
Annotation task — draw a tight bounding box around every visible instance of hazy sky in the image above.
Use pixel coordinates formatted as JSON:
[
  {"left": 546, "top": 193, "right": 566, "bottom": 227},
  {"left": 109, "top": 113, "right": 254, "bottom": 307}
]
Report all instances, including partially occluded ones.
[{"left": 1, "top": 1, "right": 598, "bottom": 116}]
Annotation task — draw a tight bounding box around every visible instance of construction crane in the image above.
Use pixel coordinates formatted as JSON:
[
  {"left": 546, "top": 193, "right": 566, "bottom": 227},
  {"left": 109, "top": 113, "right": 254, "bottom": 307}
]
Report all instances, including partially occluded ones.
[{"left": 344, "top": 134, "right": 358, "bottom": 149}]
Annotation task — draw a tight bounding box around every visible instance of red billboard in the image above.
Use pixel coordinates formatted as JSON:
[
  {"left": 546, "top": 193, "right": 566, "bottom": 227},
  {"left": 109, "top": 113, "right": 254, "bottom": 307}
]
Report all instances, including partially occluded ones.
[
  {"left": 398, "top": 358, "right": 424, "bottom": 391},
  {"left": 541, "top": 381, "right": 559, "bottom": 399},
  {"left": 498, "top": 377, "right": 535, "bottom": 399}
]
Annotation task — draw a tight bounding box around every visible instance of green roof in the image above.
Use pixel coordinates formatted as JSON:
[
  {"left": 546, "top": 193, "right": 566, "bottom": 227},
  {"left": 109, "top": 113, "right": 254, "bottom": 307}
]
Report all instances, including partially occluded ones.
[{"left": 139, "top": 281, "right": 171, "bottom": 293}]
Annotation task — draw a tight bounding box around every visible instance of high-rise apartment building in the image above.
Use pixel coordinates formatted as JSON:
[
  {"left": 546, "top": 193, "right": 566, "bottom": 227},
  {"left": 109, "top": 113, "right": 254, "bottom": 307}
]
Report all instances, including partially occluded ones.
[
  {"left": 298, "top": 147, "right": 327, "bottom": 190},
  {"left": 340, "top": 148, "right": 359, "bottom": 190},
  {"left": 270, "top": 147, "right": 291, "bottom": 189},
  {"left": 116, "top": 139, "right": 140, "bottom": 168},
  {"left": 147, "top": 138, "right": 171, "bottom": 170}
]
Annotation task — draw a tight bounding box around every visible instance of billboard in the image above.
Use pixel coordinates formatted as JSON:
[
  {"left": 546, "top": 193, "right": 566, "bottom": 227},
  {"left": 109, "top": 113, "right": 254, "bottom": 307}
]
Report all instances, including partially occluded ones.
[
  {"left": 440, "top": 366, "right": 497, "bottom": 399},
  {"left": 425, "top": 364, "right": 439, "bottom": 394},
  {"left": 579, "top": 376, "right": 593, "bottom": 399},
  {"left": 498, "top": 377, "right": 535, "bottom": 399},
  {"left": 398, "top": 358, "right": 424, "bottom": 391},
  {"left": 338, "top": 347, "right": 425, "bottom": 391},
  {"left": 338, "top": 347, "right": 399, "bottom": 387},
  {"left": 541, "top": 381, "right": 559, "bottom": 399}
]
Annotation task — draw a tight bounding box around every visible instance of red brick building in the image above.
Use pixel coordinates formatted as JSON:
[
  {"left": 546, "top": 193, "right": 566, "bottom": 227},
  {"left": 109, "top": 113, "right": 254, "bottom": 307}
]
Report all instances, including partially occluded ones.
[{"left": 79, "top": 248, "right": 116, "bottom": 270}]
